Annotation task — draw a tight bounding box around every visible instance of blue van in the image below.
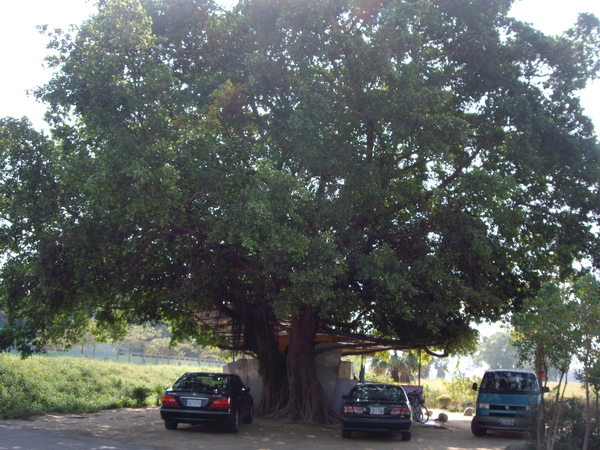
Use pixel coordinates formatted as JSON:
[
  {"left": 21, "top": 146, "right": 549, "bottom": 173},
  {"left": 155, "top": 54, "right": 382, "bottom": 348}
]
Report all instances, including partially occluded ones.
[{"left": 471, "top": 369, "right": 548, "bottom": 436}]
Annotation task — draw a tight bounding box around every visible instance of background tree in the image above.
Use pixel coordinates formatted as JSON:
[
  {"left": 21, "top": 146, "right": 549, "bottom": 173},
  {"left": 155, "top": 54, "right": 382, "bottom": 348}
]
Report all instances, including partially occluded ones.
[
  {"left": 473, "top": 331, "right": 519, "bottom": 370},
  {"left": 370, "top": 350, "right": 422, "bottom": 383},
  {"left": 512, "top": 280, "right": 585, "bottom": 449},
  {"left": 72, "top": 321, "right": 116, "bottom": 358},
  {"left": 432, "top": 359, "right": 449, "bottom": 379},
  {"left": 116, "top": 325, "right": 164, "bottom": 364},
  {"left": 1, "top": 0, "right": 600, "bottom": 425}
]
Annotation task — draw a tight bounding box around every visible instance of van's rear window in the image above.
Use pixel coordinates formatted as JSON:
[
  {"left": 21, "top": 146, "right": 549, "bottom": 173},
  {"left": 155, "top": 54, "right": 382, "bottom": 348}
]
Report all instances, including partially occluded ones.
[{"left": 480, "top": 371, "right": 540, "bottom": 393}]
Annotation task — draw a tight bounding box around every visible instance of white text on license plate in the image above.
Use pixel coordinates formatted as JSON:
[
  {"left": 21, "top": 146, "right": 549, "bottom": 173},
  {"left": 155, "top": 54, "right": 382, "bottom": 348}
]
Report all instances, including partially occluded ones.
[
  {"left": 187, "top": 399, "right": 204, "bottom": 407},
  {"left": 500, "top": 418, "right": 515, "bottom": 426},
  {"left": 370, "top": 407, "right": 384, "bottom": 414}
]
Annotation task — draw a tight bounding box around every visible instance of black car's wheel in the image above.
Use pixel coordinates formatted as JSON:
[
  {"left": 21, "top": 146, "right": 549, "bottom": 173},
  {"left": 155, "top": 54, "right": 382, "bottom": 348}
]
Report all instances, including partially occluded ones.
[
  {"left": 342, "top": 429, "right": 351, "bottom": 438},
  {"left": 402, "top": 431, "right": 411, "bottom": 441},
  {"left": 228, "top": 409, "right": 240, "bottom": 433},
  {"left": 243, "top": 405, "right": 254, "bottom": 424},
  {"left": 471, "top": 418, "right": 487, "bottom": 437},
  {"left": 164, "top": 420, "right": 178, "bottom": 430}
]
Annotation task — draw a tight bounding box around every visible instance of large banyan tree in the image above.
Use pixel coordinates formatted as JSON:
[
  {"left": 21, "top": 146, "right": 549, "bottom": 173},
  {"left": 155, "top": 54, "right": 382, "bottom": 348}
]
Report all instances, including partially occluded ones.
[{"left": 1, "top": 0, "right": 599, "bottom": 423}]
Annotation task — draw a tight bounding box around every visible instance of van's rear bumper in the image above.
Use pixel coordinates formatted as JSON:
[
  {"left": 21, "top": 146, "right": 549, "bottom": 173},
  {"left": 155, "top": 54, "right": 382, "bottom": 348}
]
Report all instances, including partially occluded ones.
[{"left": 473, "top": 414, "right": 534, "bottom": 431}]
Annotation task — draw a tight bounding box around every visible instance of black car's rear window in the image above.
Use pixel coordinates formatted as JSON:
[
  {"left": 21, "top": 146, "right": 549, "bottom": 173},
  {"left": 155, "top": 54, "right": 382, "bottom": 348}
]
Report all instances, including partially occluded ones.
[
  {"left": 351, "top": 385, "right": 405, "bottom": 402},
  {"left": 172, "top": 373, "right": 230, "bottom": 393}
]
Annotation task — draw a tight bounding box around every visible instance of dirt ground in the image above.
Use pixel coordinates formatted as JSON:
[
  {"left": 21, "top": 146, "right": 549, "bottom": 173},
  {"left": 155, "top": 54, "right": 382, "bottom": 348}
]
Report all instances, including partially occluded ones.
[{"left": 2, "top": 407, "right": 530, "bottom": 449}]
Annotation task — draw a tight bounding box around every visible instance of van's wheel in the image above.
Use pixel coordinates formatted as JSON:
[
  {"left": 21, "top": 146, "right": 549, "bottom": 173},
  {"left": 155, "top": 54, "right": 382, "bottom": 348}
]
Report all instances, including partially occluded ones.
[
  {"left": 342, "top": 429, "right": 352, "bottom": 438},
  {"left": 471, "top": 418, "right": 487, "bottom": 436},
  {"left": 402, "top": 431, "right": 411, "bottom": 441}
]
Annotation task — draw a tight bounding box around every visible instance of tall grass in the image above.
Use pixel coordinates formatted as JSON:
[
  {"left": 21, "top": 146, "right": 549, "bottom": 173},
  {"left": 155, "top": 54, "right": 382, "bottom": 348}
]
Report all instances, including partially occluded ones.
[{"left": 0, "top": 354, "right": 216, "bottom": 419}]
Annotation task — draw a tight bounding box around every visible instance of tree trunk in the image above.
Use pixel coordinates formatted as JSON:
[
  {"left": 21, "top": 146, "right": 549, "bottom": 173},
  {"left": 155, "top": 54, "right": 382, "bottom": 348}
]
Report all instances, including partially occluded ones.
[
  {"left": 250, "top": 304, "right": 289, "bottom": 416},
  {"left": 276, "top": 304, "right": 339, "bottom": 424},
  {"left": 547, "top": 369, "right": 568, "bottom": 450},
  {"left": 235, "top": 302, "right": 339, "bottom": 424},
  {"left": 535, "top": 346, "right": 547, "bottom": 450},
  {"left": 583, "top": 342, "right": 591, "bottom": 450}
]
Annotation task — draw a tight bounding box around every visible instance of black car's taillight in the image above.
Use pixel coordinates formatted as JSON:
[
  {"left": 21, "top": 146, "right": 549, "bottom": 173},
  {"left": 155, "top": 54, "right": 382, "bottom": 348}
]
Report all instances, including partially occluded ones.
[
  {"left": 209, "top": 397, "right": 232, "bottom": 408},
  {"left": 343, "top": 405, "right": 364, "bottom": 414},
  {"left": 162, "top": 394, "right": 179, "bottom": 406}
]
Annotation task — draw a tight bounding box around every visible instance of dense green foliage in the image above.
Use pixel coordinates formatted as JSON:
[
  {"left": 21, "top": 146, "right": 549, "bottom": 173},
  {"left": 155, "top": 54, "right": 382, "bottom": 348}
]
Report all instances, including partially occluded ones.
[
  {"left": 0, "top": 354, "right": 203, "bottom": 419},
  {"left": 1, "top": 0, "right": 600, "bottom": 423}
]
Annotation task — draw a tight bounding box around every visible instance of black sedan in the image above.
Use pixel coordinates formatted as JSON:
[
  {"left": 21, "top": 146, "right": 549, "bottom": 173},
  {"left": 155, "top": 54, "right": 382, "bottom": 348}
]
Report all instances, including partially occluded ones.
[
  {"left": 341, "top": 382, "right": 412, "bottom": 441},
  {"left": 160, "top": 372, "right": 254, "bottom": 433}
]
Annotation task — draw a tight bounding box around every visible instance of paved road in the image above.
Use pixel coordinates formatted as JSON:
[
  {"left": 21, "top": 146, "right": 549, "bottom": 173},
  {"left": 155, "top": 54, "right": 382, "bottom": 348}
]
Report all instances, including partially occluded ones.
[
  {"left": 0, "top": 422, "right": 151, "bottom": 450},
  {"left": 0, "top": 407, "right": 528, "bottom": 449}
]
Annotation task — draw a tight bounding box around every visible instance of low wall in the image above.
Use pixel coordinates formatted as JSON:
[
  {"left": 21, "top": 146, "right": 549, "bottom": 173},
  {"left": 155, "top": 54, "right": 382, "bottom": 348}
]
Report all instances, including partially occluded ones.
[{"left": 224, "top": 358, "right": 263, "bottom": 403}]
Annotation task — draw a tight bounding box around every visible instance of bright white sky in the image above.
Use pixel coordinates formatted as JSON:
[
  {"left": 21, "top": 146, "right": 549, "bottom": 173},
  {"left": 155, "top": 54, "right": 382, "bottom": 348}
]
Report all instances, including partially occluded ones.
[{"left": 0, "top": 0, "right": 599, "bottom": 132}]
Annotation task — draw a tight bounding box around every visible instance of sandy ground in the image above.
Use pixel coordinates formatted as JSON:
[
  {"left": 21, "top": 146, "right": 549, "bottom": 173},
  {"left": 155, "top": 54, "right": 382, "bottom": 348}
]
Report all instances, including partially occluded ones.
[{"left": 1, "top": 407, "right": 530, "bottom": 449}]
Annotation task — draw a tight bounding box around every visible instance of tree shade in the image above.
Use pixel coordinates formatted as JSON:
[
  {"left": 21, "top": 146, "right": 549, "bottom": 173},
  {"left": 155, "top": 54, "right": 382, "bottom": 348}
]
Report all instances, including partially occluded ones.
[{"left": 1, "top": 0, "right": 599, "bottom": 423}]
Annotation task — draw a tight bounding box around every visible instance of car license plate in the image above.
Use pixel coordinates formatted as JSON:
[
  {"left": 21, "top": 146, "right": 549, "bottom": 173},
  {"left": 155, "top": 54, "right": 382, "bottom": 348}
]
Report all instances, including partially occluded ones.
[
  {"left": 186, "top": 398, "right": 206, "bottom": 407},
  {"left": 500, "top": 418, "right": 515, "bottom": 427},
  {"left": 370, "top": 407, "right": 384, "bottom": 415}
]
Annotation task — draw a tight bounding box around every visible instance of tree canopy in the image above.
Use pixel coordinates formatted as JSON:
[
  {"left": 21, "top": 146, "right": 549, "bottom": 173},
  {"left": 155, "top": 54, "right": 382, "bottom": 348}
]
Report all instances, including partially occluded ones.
[{"left": 1, "top": 0, "right": 600, "bottom": 423}]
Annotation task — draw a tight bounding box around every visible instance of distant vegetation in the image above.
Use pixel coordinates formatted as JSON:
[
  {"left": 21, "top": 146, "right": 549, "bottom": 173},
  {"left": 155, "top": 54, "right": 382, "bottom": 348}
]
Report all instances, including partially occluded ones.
[{"left": 0, "top": 354, "right": 215, "bottom": 419}]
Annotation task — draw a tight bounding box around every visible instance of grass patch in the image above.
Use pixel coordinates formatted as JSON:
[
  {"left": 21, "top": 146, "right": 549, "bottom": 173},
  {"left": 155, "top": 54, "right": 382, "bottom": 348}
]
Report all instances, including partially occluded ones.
[
  {"left": 545, "top": 380, "right": 585, "bottom": 399},
  {"left": 0, "top": 354, "right": 217, "bottom": 419}
]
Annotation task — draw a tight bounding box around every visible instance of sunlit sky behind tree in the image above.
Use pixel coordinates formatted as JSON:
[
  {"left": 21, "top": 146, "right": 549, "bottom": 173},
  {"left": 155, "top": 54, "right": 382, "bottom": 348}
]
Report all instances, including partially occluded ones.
[{"left": 1, "top": 0, "right": 599, "bottom": 133}]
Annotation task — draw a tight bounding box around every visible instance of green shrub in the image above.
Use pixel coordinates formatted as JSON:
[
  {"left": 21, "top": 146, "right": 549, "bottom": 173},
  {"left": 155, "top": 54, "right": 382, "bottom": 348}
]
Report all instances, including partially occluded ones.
[
  {"left": 529, "top": 397, "right": 600, "bottom": 449},
  {"left": 442, "top": 373, "right": 479, "bottom": 411},
  {"left": 436, "top": 394, "right": 452, "bottom": 408},
  {"left": 154, "top": 384, "right": 167, "bottom": 406},
  {"left": 130, "top": 386, "right": 152, "bottom": 406}
]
